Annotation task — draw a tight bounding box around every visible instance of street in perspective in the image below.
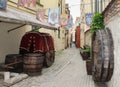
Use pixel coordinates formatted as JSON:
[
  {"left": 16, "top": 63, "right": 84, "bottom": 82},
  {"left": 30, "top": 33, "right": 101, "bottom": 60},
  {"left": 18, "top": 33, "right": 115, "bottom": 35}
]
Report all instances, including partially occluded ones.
[{"left": 0, "top": 0, "right": 119, "bottom": 87}]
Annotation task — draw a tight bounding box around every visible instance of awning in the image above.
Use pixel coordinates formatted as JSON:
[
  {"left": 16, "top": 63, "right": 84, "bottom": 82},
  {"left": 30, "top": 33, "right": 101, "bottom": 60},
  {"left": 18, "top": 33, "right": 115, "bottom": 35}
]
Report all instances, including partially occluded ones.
[{"left": 0, "top": 7, "right": 59, "bottom": 30}]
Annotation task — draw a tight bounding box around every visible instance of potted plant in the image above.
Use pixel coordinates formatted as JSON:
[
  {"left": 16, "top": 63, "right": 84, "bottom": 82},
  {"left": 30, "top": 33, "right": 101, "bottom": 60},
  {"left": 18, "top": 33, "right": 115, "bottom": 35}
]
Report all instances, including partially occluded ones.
[
  {"left": 80, "top": 45, "right": 90, "bottom": 60},
  {"left": 86, "top": 57, "right": 92, "bottom": 75}
]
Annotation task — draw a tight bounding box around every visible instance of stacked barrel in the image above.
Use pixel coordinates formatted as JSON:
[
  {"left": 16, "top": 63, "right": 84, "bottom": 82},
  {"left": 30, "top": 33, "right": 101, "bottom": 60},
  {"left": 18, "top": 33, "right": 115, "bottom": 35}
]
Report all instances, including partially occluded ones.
[
  {"left": 91, "top": 28, "right": 114, "bottom": 82},
  {"left": 19, "top": 31, "right": 55, "bottom": 76}
]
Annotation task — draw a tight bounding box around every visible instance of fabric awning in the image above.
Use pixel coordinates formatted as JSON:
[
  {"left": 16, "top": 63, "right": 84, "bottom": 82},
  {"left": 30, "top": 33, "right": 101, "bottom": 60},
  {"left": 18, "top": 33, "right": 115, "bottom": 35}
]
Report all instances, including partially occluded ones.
[{"left": 0, "top": 7, "right": 59, "bottom": 30}]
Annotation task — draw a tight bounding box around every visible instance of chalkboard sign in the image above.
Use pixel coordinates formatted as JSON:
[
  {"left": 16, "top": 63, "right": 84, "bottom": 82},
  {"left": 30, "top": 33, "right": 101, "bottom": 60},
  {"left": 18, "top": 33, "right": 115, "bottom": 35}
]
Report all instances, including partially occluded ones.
[{"left": 0, "top": 0, "right": 7, "bottom": 10}]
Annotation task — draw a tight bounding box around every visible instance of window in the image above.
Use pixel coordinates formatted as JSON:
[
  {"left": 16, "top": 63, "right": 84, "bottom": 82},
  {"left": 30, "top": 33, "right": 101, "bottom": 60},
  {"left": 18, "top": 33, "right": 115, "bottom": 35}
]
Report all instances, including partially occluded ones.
[{"left": 36, "top": 0, "right": 40, "bottom": 4}]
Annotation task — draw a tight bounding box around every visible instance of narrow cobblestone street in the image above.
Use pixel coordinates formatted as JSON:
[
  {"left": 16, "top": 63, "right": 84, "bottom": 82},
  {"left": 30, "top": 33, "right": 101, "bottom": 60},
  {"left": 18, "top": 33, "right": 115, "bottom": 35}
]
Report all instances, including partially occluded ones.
[
  {"left": 0, "top": 45, "right": 109, "bottom": 87},
  {"left": 6, "top": 45, "right": 96, "bottom": 87}
]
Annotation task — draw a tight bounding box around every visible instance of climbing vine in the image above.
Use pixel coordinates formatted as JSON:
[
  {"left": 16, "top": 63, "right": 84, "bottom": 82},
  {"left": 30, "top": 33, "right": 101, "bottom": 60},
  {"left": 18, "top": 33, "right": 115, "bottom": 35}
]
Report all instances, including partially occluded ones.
[{"left": 90, "top": 12, "right": 104, "bottom": 34}]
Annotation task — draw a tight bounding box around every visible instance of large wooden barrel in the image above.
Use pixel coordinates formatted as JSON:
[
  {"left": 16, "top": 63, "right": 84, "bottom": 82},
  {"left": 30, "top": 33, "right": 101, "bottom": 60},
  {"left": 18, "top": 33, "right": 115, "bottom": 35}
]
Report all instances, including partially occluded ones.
[
  {"left": 5, "top": 54, "right": 23, "bottom": 73},
  {"left": 43, "top": 35, "right": 55, "bottom": 67},
  {"left": 44, "top": 50, "right": 55, "bottom": 67},
  {"left": 23, "top": 53, "right": 44, "bottom": 76},
  {"left": 92, "top": 28, "right": 114, "bottom": 82},
  {"left": 19, "top": 31, "right": 55, "bottom": 68}
]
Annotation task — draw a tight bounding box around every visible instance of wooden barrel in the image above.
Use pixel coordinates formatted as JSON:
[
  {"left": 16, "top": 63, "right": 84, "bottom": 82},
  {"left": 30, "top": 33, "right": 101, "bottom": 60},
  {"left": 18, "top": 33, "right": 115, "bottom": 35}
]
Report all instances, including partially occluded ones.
[
  {"left": 43, "top": 35, "right": 55, "bottom": 67},
  {"left": 44, "top": 50, "right": 55, "bottom": 67},
  {"left": 23, "top": 53, "right": 44, "bottom": 76},
  {"left": 92, "top": 28, "right": 114, "bottom": 82},
  {"left": 5, "top": 54, "right": 23, "bottom": 73}
]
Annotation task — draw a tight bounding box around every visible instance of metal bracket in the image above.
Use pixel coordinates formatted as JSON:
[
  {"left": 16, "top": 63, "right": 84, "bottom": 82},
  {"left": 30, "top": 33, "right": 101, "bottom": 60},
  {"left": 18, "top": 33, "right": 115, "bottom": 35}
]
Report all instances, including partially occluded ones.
[
  {"left": 7, "top": 24, "right": 26, "bottom": 33},
  {"left": 31, "top": 26, "right": 42, "bottom": 31}
]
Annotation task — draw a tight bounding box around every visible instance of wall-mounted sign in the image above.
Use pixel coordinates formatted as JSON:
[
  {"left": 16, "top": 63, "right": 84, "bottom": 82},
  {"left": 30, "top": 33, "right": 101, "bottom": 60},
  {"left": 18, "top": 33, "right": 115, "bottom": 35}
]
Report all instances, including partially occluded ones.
[
  {"left": 85, "top": 13, "right": 93, "bottom": 26},
  {"left": 48, "top": 8, "right": 60, "bottom": 25},
  {"left": 60, "top": 14, "right": 69, "bottom": 26},
  {"left": 0, "top": 0, "right": 7, "bottom": 10},
  {"left": 36, "top": 9, "right": 46, "bottom": 23}
]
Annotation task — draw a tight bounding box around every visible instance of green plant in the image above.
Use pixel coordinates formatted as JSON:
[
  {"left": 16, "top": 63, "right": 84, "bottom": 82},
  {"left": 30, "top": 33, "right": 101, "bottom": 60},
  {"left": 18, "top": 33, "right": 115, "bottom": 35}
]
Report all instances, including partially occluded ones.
[
  {"left": 90, "top": 12, "right": 104, "bottom": 34},
  {"left": 83, "top": 45, "right": 90, "bottom": 53}
]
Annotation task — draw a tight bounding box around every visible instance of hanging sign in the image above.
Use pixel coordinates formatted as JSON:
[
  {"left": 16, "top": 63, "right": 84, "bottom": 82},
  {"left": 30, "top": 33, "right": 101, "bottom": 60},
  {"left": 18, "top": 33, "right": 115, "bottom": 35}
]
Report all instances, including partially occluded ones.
[
  {"left": 48, "top": 8, "right": 60, "bottom": 25},
  {"left": 0, "top": 0, "right": 7, "bottom": 10},
  {"left": 85, "top": 13, "right": 93, "bottom": 26},
  {"left": 65, "top": 15, "right": 73, "bottom": 30},
  {"left": 18, "top": 0, "right": 36, "bottom": 7},
  {"left": 60, "top": 14, "right": 69, "bottom": 26},
  {"left": 36, "top": 9, "right": 46, "bottom": 23}
]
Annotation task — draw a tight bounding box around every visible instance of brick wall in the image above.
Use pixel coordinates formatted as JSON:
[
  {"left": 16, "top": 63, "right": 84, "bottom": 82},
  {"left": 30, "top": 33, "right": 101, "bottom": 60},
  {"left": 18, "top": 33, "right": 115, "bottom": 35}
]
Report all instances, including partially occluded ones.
[{"left": 103, "top": 0, "right": 120, "bottom": 24}]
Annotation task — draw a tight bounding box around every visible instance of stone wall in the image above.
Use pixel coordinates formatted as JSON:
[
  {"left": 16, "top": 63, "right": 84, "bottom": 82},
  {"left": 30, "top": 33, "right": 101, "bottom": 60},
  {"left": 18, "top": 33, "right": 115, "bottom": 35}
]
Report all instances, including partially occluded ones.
[{"left": 103, "top": 0, "right": 120, "bottom": 24}]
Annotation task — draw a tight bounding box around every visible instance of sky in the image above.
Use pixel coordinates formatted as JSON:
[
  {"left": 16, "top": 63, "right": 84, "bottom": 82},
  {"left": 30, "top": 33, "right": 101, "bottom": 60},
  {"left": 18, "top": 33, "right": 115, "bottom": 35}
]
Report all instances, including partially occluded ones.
[{"left": 65, "top": 0, "right": 80, "bottom": 23}]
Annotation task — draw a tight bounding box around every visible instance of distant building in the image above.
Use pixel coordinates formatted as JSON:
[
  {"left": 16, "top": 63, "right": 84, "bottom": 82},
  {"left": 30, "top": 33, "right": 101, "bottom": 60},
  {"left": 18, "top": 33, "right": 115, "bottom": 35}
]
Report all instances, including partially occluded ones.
[
  {"left": 80, "top": 0, "right": 93, "bottom": 48},
  {"left": 0, "top": 0, "right": 69, "bottom": 63}
]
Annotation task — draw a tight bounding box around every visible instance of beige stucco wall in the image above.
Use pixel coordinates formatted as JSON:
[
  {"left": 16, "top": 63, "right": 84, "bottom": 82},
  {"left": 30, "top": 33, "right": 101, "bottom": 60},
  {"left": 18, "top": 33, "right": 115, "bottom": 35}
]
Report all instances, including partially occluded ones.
[
  {"left": 80, "top": 24, "right": 85, "bottom": 48},
  {"left": 84, "top": 30, "right": 91, "bottom": 47},
  {"left": 105, "top": 14, "right": 120, "bottom": 87},
  {"left": 41, "top": 0, "right": 58, "bottom": 8},
  {"left": 0, "top": 23, "right": 31, "bottom": 63}
]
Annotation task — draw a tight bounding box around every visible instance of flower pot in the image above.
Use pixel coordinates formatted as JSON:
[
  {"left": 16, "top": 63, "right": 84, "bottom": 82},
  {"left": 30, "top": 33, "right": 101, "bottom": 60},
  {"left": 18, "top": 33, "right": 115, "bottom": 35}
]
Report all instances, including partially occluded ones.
[
  {"left": 86, "top": 60, "right": 92, "bottom": 75},
  {"left": 81, "top": 52, "right": 90, "bottom": 60}
]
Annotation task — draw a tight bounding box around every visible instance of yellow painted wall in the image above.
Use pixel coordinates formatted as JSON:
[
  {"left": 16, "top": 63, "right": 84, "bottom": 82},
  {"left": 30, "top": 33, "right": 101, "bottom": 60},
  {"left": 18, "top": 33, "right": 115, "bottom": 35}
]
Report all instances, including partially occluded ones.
[
  {"left": 41, "top": 0, "right": 58, "bottom": 8},
  {"left": 0, "top": 0, "right": 67, "bottom": 63},
  {"left": 0, "top": 23, "right": 31, "bottom": 63}
]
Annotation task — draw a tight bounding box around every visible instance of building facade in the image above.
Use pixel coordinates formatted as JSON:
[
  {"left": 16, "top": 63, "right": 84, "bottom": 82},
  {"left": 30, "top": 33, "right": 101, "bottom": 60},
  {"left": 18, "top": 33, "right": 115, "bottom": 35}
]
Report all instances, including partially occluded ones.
[
  {"left": 80, "top": 0, "right": 92, "bottom": 48},
  {"left": 39, "top": 0, "right": 67, "bottom": 51},
  {"left": 0, "top": 0, "right": 67, "bottom": 63}
]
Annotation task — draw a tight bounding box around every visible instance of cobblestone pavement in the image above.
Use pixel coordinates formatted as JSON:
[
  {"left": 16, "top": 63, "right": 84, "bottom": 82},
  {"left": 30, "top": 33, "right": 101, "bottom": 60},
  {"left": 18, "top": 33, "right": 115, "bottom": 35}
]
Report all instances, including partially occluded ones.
[{"left": 1, "top": 46, "right": 107, "bottom": 87}]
